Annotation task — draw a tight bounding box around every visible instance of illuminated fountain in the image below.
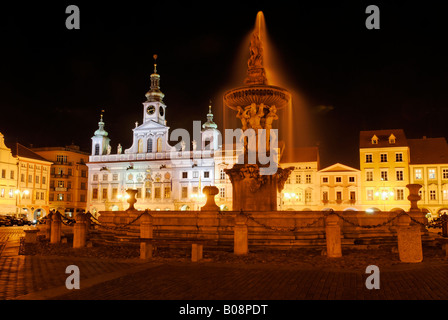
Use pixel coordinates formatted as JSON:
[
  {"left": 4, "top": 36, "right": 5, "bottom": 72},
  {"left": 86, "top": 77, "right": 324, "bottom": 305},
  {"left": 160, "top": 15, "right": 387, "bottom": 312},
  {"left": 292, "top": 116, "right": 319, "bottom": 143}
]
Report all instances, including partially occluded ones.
[{"left": 224, "top": 12, "right": 294, "bottom": 212}]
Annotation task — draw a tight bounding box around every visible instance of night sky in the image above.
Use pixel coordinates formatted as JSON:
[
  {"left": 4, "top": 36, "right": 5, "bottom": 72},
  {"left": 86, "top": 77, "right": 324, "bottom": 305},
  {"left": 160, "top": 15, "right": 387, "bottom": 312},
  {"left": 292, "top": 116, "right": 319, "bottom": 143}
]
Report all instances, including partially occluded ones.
[{"left": 1, "top": 1, "right": 447, "bottom": 169}]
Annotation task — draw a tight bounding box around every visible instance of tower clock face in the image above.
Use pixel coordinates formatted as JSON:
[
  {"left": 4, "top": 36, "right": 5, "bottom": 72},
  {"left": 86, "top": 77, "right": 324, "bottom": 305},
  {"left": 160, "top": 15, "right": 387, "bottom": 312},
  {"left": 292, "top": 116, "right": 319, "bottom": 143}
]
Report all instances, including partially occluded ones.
[
  {"left": 159, "top": 107, "right": 164, "bottom": 117},
  {"left": 146, "top": 105, "right": 155, "bottom": 115}
]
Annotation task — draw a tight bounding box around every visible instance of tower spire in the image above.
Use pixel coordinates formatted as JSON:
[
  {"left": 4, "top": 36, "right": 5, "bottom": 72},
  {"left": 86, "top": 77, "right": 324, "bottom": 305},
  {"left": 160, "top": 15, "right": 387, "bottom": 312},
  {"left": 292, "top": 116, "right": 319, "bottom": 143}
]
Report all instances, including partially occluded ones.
[{"left": 145, "top": 54, "right": 165, "bottom": 102}]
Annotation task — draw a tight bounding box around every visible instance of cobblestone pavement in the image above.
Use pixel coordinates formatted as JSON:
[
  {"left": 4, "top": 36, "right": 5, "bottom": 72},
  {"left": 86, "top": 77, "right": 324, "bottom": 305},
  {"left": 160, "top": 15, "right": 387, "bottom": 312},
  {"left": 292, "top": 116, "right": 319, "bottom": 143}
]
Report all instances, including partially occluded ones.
[{"left": 2, "top": 227, "right": 448, "bottom": 301}]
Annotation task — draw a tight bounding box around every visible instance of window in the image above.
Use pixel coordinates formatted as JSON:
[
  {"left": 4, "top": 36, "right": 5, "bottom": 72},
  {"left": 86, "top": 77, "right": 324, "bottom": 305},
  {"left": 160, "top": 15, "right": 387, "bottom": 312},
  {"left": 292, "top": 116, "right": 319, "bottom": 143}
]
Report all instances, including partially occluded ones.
[
  {"left": 35, "top": 176, "right": 40, "bottom": 184},
  {"left": 10, "top": 171, "right": 14, "bottom": 180},
  {"left": 68, "top": 169, "right": 72, "bottom": 176},
  {"left": 380, "top": 153, "right": 388, "bottom": 162},
  {"left": 365, "top": 154, "right": 373, "bottom": 163},
  {"left": 67, "top": 194, "right": 72, "bottom": 202},
  {"left": 396, "top": 169, "right": 404, "bottom": 181},
  {"left": 145, "top": 188, "right": 151, "bottom": 199},
  {"left": 136, "top": 188, "right": 142, "bottom": 198},
  {"left": 154, "top": 187, "right": 161, "bottom": 199},
  {"left": 81, "top": 170, "right": 87, "bottom": 178},
  {"left": 164, "top": 187, "right": 171, "bottom": 199},
  {"left": 296, "top": 175, "right": 302, "bottom": 184},
  {"left": 0, "top": 189, "right": 4, "bottom": 197},
  {"left": 193, "top": 171, "right": 198, "bottom": 178},
  {"left": 430, "top": 190, "right": 436, "bottom": 200},
  {"left": 322, "top": 191, "right": 328, "bottom": 202},
  {"left": 21, "top": 174, "right": 25, "bottom": 183},
  {"left": 192, "top": 186, "right": 199, "bottom": 194},
  {"left": 305, "top": 190, "right": 312, "bottom": 202},
  {"left": 335, "top": 177, "right": 342, "bottom": 183},
  {"left": 102, "top": 188, "right": 108, "bottom": 200},
  {"left": 219, "top": 187, "right": 225, "bottom": 198},
  {"left": 305, "top": 174, "right": 311, "bottom": 184},
  {"left": 181, "top": 187, "right": 188, "bottom": 198},
  {"left": 366, "top": 171, "right": 373, "bottom": 182},
  {"left": 443, "top": 190, "right": 448, "bottom": 201},
  {"left": 102, "top": 174, "right": 108, "bottom": 181},
  {"left": 204, "top": 171, "right": 210, "bottom": 178},
  {"left": 67, "top": 181, "right": 71, "bottom": 189},
  {"left": 112, "top": 174, "right": 118, "bottom": 181},
  {"left": 56, "top": 155, "right": 67, "bottom": 163},
  {"left": 147, "top": 138, "right": 153, "bottom": 153},
  {"left": 94, "top": 144, "right": 100, "bottom": 155},
  {"left": 336, "top": 191, "right": 342, "bottom": 201},
  {"left": 57, "top": 181, "right": 65, "bottom": 188},
  {"left": 415, "top": 169, "right": 422, "bottom": 180},
  {"left": 428, "top": 169, "right": 436, "bottom": 180},
  {"left": 93, "top": 174, "right": 98, "bottom": 182},
  {"left": 81, "top": 182, "right": 86, "bottom": 190},
  {"left": 396, "top": 153, "right": 403, "bottom": 162},
  {"left": 80, "top": 194, "right": 86, "bottom": 202},
  {"left": 349, "top": 176, "right": 355, "bottom": 183},
  {"left": 112, "top": 188, "right": 118, "bottom": 199},
  {"left": 49, "top": 193, "right": 54, "bottom": 201},
  {"left": 395, "top": 189, "right": 404, "bottom": 201},
  {"left": 1, "top": 169, "right": 6, "bottom": 178},
  {"left": 28, "top": 175, "right": 32, "bottom": 183},
  {"left": 350, "top": 191, "right": 356, "bottom": 201},
  {"left": 220, "top": 169, "right": 226, "bottom": 180},
  {"left": 367, "top": 189, "right": 374, "bottom": 201},
  {"left": 380, "top": 170, "right": 388, "bottom": 181},
  {"left": 9, "top": 189, "right": 13, "bottom": 198},
  {"left": 182, "top": 172, "right": 188, "bottom": 179},
  {"left": 42, "top": 176, "right": 46, "bottom": 185},
  {"left": 57, "top": 194, "right": 64, "bottom": 201},
  {"left": 322, "top": 177, "right": 328, "bottom": 183},
  {"left": 443, "top": 169, "right": 448, "bottom": 179}
]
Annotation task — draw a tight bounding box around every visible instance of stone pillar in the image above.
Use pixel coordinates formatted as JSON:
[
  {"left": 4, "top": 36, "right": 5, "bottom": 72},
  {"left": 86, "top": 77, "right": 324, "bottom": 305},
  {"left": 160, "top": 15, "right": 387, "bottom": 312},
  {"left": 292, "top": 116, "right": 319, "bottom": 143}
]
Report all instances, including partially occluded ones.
[
  {"left": 191, "top": 243, "right": 203, "bottom": 262},
  {"left": 50, "top": 211, "right": 62, "bottom": 244},
  {"left": 234, "top": 211, "right": 248, "bottom": 255},
  {"left": 73, "top": 212, "right": 87, "bottom": 249},
  {"left": 85, "top": 211, "right": 92, "bottom": 231},
  {"left": 45, "top": 213, "right": 52, "bottom": 240},
  {"left": 140, "top": 210, "right": 153, "bottom": 260},
  {"left": 396, "top": 214, "right": 423, "bottom": 263},
  {"left": 325, "top": 213, "right": 342, "bottom": 258}
]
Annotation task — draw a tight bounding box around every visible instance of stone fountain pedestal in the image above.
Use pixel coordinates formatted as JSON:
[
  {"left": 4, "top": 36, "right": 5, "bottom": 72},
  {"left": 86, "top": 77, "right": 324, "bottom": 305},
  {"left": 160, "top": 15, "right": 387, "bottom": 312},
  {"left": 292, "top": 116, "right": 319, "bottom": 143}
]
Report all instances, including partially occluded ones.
[{"left": 225, "top": 163, "right": 293, "bottom": 212}]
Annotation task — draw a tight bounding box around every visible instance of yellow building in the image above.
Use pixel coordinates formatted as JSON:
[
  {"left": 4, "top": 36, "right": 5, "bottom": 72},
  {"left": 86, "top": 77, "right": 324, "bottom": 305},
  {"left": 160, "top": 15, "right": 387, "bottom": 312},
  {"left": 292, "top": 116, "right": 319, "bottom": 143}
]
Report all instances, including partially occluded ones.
[
  {"left": 408, "top": 137, "right": 448, "bottom": 218},
  {"left": 317, "top": 163, "right": 361, "bottom": 211},
  {"left": 0, "top": 133, "right": 18, "bottom": 215},
  {"left": 11, "top": 143, "right": 52, "bottom": 220},
  {"left": 359, "top": 129, "right": 410, "bottom": 212},
  {"left": 32, "top": 145, "right": 89, "bottom": 217}
]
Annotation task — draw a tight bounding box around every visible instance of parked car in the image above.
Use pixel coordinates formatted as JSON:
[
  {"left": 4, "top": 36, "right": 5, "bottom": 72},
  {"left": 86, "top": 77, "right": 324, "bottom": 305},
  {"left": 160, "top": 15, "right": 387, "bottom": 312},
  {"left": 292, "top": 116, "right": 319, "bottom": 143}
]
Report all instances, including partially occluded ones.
[
  {"left": 17, "top": 217, "right": 34, "bottom": 226},
  {"left": 0, "top": 216, "right": 12, "bottom": 227}
]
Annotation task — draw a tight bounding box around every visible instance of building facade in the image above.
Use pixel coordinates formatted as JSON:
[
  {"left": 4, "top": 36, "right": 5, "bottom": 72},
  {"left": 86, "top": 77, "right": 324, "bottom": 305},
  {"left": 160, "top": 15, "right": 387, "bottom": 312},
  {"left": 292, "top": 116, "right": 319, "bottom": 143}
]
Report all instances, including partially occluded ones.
[
  {"left": 359, "top": 129, "right": 411, "bottom": 213},
  {"left": 32, "top": 145, "right": 89, "bottom": 217},
  {"left": 0, "top": 133, "right": 19, "bottom": 215}
]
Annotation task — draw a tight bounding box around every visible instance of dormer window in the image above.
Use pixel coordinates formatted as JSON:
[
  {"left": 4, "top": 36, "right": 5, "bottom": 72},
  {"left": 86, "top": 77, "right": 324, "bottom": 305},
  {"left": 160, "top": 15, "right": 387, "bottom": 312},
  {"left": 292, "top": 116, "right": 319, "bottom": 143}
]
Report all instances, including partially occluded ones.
[
  {"left": 389, "top": 134, "right": 396, "bottom": 144},
  {"left": 371, "top": 135, "right": 378, "bottom": 144}
]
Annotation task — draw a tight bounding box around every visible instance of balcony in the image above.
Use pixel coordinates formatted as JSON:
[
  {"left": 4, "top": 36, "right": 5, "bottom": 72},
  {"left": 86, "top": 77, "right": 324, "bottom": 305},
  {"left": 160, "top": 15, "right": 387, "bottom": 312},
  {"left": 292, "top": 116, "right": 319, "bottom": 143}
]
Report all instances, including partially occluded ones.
[{"left": 54, "top": 161, "right": 73, "bottom": 166}]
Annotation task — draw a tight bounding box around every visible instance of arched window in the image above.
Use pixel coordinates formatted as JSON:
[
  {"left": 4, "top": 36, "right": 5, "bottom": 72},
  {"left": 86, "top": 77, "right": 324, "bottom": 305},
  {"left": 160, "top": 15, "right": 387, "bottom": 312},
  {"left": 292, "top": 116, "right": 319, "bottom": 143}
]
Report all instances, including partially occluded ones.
[
  {"left": 157, "top": 137, "right": 162, "bottom": 153},
  {"left": 138, "top": 139, "right": 143, "bottom": 153},
  {"left": 94, "top": 144, "right": 100, "bottom": 155},
  {"left": 147, "top": 138, "right": 153, "bottom": 153}
]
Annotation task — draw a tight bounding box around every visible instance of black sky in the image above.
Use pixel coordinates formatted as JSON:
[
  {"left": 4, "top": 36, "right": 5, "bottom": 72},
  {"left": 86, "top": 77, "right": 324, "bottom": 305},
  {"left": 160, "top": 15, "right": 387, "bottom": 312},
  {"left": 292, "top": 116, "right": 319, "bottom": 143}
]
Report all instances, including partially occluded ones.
[{"left": 1, "top": 1, "right": 447, "bottom": 169}]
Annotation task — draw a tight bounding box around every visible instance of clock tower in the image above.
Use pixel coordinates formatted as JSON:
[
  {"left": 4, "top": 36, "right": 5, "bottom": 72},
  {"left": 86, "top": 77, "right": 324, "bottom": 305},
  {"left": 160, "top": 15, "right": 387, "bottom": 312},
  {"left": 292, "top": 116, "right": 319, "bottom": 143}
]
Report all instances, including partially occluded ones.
[{"left": 143, "top": 54, "right": 166, "bottom": 126}]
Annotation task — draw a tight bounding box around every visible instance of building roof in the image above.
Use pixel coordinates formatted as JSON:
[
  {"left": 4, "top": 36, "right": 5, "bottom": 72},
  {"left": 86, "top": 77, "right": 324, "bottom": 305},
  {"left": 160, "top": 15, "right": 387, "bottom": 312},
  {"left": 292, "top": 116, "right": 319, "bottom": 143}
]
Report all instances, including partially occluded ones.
[
  {"left": 11, "top": 143, "right": 53, "bottom": 163},
  {"left": 319, "top": 163, "right": 360, "bottom": 173},
  {"left": 408, "top": 137, "right": 448, "bottom": 164},
  {"left": 280, "top": 146, "right": 319, "bottom": 164},
  {"left": 359, "top": 129, "right": 408, "bottom": 148}
]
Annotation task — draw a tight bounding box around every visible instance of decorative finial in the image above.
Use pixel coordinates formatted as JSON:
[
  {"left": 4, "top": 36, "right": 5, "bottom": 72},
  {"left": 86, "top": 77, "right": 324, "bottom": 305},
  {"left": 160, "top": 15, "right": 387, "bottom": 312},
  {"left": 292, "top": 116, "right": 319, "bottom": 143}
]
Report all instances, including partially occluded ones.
[
  {"left": 100, "top": 109, "right": 105, "bottom": 122},
  {"left": 153, "top": 54, "right": 158, "bottom": 73},
  {"left": 209, "top": 100, "right": 212, "bottom": 114}
]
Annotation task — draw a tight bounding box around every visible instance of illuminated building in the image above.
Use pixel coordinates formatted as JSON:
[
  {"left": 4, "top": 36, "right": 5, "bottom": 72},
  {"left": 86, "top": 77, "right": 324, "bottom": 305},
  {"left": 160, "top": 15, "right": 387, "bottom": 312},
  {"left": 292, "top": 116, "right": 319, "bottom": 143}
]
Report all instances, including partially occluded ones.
[
  {"left": 11, "top": 143, "right": 52, "bottom": 220},
  {"left": 408, "top": 137, "right": 448, "bottom": 217},
  {"left": 32, "top": 145, "right": 89, "bottom": 217},
  {"left": 0, "top": 133, "right": 19, "bottom": 215},
  {"left": 86, "top": 60, "right": 218, "bottom": 214},
  {"left": 317, "top": 163, "right": 361, "bottom": 212},
  {"left": 359, "top": 129, "right": 411, "bottom": 212}
]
